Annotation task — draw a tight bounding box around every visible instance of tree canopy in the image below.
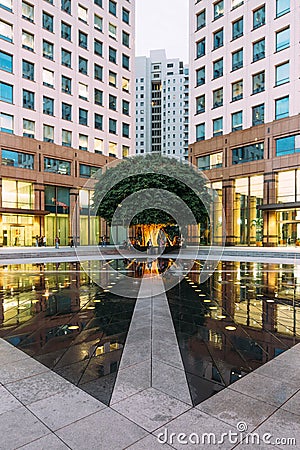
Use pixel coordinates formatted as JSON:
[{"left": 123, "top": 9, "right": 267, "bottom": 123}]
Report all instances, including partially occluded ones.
[{"left": 92, "top": 154, "right": 211, "bottom": 226}]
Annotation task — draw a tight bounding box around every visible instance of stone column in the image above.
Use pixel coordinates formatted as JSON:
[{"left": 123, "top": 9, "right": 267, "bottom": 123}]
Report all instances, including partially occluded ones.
[
  {"left": 233, "top": 193, "right": 241, "bottom": 246},
  {"left": 249, "top": 196, "right": 257, "bottom": 245},
  {"left": 70, "top": 188, "right": 80, "bottom": 246},
  {"left": 223, "top": 179, "right": 235, "bottom": 246},
  {"left": 34, "top": 183, "right": 45, "bottom": 237},
  {"left": 263, "top": 173, "right": 278, "bottom": 246}
]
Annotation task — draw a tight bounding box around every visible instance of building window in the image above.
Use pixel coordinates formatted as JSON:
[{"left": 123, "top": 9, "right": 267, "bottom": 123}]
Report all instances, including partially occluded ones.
[
  {"left": 79, "top": 56, "right": 88, "bottom": 74},
  {"left": 122, "top": 123, "right": 129, "bottom": 138},
  {"left": 95, "top": 113, "right": 103, "bottom": 130},
  {"left": 109, "top": 71, "right": 117, "bottom": 86},
  {"left": 23, "top": 89, "right": 34, "bottom": 110},
  {"left": 61, "top": 22, "right": 71, "bottom": 41},
  {"left": 232, "top": 111, "right": 243, "bottom": 132},
  {"left": 196, "top": 95, "right": 205, "bottom": 114},
  {"left": 43, "top": 124, "right": 54, "bottom": 143},
  {"left": 232, "top": 17, "right": 243, "bottom": 40},
  {"left": 253, "top": 5, "right": 265, "bottom": 29},
  {"left": 0, "top": 113, "right": 13, "bottom": 133},
  {"left": 94, "top": 39, "right": 103, "bottom": 56},
  {"left": 122, "top": 146, "right": 129, "bottom": 158},
  {"left": 94, "top": 138, "right": 103, "bottom": 154},
  {"left": 253, "top": 38, "right": 265, "bottom": 62},
  {"left": 213, "top": 117, "right": 223, "bottom": 136},
  {"left": 109, "top": 94, "right": 117, "bottom": 110},
  {"left": 94, "top": 14, "right": 102, "bottom": 31},
  {"left": 197, "top": 10, "right": 206, "bottom": 30},
  {"left": 61, "top": 48, "right": 71, "bottom": 67},
  {"left": 122, "top": 8, "right": 130, "bottom": 24},
  {"left": 61, "top": 0, "right": 71, "bottom": 14},
  {"left": 43, "top": 40, "right": 54, "bottom": 60},
  {"left": 62, "top": 129, "right": 71, "bottom": 147},
  {"left": 22, "top": 60, "right": 34, "bottom": 80},
  {"left": 232, "top": 48, "right": 243, "bottom": 71},
  {"left": 198, "top": 152, "right": 222, "bottom": 170},
  {"left": 252, "top": 71, "right": 265, "bottom": 94},
  {"left": 44, "top": 157, "right": 71, "bottom": 175},
  {"left": 94, "top": 0, "right": 102, "bottom": 6},
  {"left": 122, "top": 31, "right": 130, "bottom": 47},
  {"left": 109, "top": 118, "right": 117, "bottom": 134},
  {"left": 275, "top": 62, "right": 289, "bottom": 86},
  {"left": 22, "top": 30, "right": 34, "bottom": 50},
  {"left": 0, "top": 0, "right": 12, "bottom": 11},
  {"left": 122, "top": 77, "right": 129, "bottom": 92},
  {"left": 78, "top": 4, "right": 88, "bottom": 22},
  {"left": 213, "top": 58, "right": 223, "bottom": 79},
  {"left": 62, "top": 102, "right": 72, "bottom": 121},
  {"left": 79, "top": 30, "right": 88, "bottom": 49},
  {"left": 232, "top": 80, "right": 243, "bottom": 101},
  {"left": 196, "top": 66, "right": 205, "bottom": 86},
  {"left": 61, "top": 75, "right": 71, "bottom": 94},
  {"left": 109, "top": 46, "right": 117, "bottom": 63},
  {"left": 276, "top": 0, "right": 290, "bottom": 17},
  {"left": 232, "top": 142, "right": 264, "bottom": 164},
  {"left": 79, "top": 108, "right": 88, "bottom": 126},
  {"left": 275, "top": 135, "right": 299, "bottom": 157},
  {"left": 276, "top": 27, "right": 290, "bottom": 52},
  {"left": 214, "top": 0, "right": 224, "bottom": 19},
  {"left": 1, "top": 148, "right": 34, "bottom": 169},
  {"left": 94, "top": 63, "right": 103, "bottom": 81},
  {"left": 252, "top": 104, "right": 265, "bottom": 126},
  {"left": 43, "top": 68, "right": 54, "bottom": 87},
  {"left": 79, "top": 164, "right": 99, "bottom": 178},
  {"left": 196, "top": 123, "right": 205, "bottom": 141},
  {"left": 42, "top": 12, "right": 53, "bottom": 32},
  {"left": 0, "top": 20, "right": 13, "bottom": 43},
  {"left": 109, "top": 23, "right": 117, "bottom": 39},
  {"left": 122, "top": 54, "right": 130, "bottom": 70},
  {"left": 0, "top": 51, "right": 12, "bottom": 73},
  {"left": 22, "top": 1, "right": 34, "bottom": 22},
  {"left": 94, "top": 88, "right": 103, "bottom": 105},
  {"left": 109, "top": 142, "right": 117, "bottom": 157},
  {"left": 213, "top": 87, "right": 223, "bottom": 108},
  {"left": 109, "top": 0, "right": 116, "bottom": 16},
  {"left": 213, "top": 28, "right": 223, "bottom": 50},
  {"left": 43, "top": 96, "right": 54, "bottom": 115},
  {"left": 122, "top": 99, "right": 130, "bottom": 115},
  {"left": 275, "top": 96, "right": 289, "bottom": 119},
  {"left": 2, "top": 179, "right": 33, "bottom": 209},
  {"left": 79, "top": 134, "right": 88, "bottom": 151},
  {"left": 196, "top": 38, "right": 205, "bottom": 58},
  {"left": 23, "top": 119, "right": 35, "bottom": 138},
  {"left": 79, "top": 82, "right": 88, "bottom": 100}
]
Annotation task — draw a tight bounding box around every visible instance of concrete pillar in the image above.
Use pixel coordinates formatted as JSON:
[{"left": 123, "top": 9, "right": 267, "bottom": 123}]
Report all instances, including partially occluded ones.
[
  {"left": 70, "top": 188, "right": 80, "bottom": 246},
  {"left": 34, "top": 183, "right": 45, "bottom": 237},
  {"left": 212, "top": 189, "right": 223, "bottom": 246},
  {"left": 223, "top": 179, "right": 235, "bottom": 246},
  {"left": 249, "top": 196, "right": 257, "bottom": 245}
]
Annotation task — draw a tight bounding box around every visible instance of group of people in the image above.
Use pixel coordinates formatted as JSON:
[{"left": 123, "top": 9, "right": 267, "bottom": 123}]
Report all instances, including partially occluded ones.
[{"left": 35, "top": 235, "right": 47, "bottom": 247}]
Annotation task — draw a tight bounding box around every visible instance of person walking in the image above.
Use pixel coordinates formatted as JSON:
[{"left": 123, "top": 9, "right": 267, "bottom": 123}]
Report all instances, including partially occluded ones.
[
  {"left": 147, "top": 238, "right": 153, "bottom": 255},
  {"left": 42, "top": 235, "right": 46, "bottom": 247},
  {"left": 35, "top": 235, "right": 39, "bottom": 247},
  {"left": 55, "top": 236, "right": 60, "bottom": 249}
]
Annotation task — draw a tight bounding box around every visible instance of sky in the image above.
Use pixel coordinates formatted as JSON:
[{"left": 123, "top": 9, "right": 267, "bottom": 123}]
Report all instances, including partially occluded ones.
[{"left": 135, "top": 0, "right": 189, "bottom": 63}]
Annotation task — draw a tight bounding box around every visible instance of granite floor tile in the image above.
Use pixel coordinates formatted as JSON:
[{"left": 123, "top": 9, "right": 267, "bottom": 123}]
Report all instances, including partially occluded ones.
[
  {"left": 6, "top": 370, "right": 73, "bottom": 405},
  {"left": 56, "top": 407, "right": 147, "bottom": 450},
  {"left": 281, "top": 390, "right": 300, "bottom": 416},
  {"left": 0, "top": 406, "right": 49, "bottom": 450},
  {"left": 152, "top": 360, "right": 192, "bottom": 405},
  {"left": 196, "top": 387, "right": 277, "bottom": 430},
  {"left": 126, "top": 433, "right": 174, "bottom": 449},
  {"left": 0, "top": 385, "right": 22, "bottom": 415},
  {"left": 110, "top": 360, "right": 151, "bottom": 405},
  {"left": 255, "top": 409, "right": 300, "bottom": 450},
  {"left": 255, "top": 359, "right": 300, "bottom": 388},
  {"left": 111, "top": 387, "right": 191, "bottom": 432},
  {"left": 18, "top": 433, "right": 70, "bottom": 450},
  {"left": 0, "top": 357, "right": 49, "bottom": 385}
]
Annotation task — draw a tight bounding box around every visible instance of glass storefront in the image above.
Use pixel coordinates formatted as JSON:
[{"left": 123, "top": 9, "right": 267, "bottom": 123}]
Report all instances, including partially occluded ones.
[
  {"left": 79, "top": 189, "right": 100, "bottom": 245},
  {"left": 44, "top": 186, "right": 70, "bottom": 246},
  {"left": 1, "top": 215, "right": 39, "bottom": 246}
]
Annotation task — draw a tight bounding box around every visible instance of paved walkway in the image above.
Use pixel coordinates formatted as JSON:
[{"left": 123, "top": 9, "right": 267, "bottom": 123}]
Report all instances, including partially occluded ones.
[{"left": 0, "top": 276, "right": 299, "bottom": 449}]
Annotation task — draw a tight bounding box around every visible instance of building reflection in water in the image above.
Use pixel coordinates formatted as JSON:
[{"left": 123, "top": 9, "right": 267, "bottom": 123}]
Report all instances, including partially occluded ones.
[{"left": 0, "top": 259, "right": 299, "bottom": 407}]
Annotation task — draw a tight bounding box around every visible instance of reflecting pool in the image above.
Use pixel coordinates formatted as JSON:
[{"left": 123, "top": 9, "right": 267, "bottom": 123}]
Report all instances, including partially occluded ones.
[{"left": 0, "top": 259, "right": 299, "bottom": 406}]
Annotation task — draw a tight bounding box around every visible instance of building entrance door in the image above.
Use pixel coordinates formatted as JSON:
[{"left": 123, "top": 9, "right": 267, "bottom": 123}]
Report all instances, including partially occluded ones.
[{"left": 10, "top": 226, "right": 25, "bottom": 246}]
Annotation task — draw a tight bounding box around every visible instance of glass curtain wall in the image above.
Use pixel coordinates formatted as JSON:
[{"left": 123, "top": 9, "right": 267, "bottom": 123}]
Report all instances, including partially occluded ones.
[{"left": 79, "top": 189, "right": 100, "bottom": 245}]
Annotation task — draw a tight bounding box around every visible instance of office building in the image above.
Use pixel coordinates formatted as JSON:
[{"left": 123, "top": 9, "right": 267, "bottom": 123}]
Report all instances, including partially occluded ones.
[
  {"left": 136, "top": 50, "right": 189, "bottom": 160},
  {"left": 0, "top": 0, "right": 135, "bottom": 246},
  {"left": 189, "top": 0, "right": 300, "bottom": 246}
]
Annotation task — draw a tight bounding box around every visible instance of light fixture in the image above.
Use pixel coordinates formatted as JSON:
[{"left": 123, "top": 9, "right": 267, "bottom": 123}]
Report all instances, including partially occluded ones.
[
  {"left": 225, "top": 325, "right": 237, "bottom": 331},
  {"left": 68, "top": 325, "right": 79, "bottom": 330}
]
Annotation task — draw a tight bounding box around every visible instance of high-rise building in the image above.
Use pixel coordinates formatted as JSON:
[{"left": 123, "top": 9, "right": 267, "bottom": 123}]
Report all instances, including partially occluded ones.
[
  {"left": 135, "top": 50, "right": 189, "bottom": 161},
  {"left": 0, "top": 0, "right": 135, "bottom": 246},
  {"left": 189, "top": 0, "right": 300, "bottom": 247}
]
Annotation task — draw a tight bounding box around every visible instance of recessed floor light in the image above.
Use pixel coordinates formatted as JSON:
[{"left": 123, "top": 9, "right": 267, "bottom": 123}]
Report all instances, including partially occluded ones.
[{"left": 225, "top": 325, "right": 237, "bottom": 331}]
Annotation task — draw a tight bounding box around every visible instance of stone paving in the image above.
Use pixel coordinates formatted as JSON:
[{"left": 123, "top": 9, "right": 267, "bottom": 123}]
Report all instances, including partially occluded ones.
[{"left": 0, "top": 276, "right": 299, "bottom": 449}]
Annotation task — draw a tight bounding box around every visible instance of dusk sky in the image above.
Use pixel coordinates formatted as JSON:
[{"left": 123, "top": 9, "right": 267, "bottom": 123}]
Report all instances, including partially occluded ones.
[{"left": 135, "top": 0, "right": 189, "bottom": 62}]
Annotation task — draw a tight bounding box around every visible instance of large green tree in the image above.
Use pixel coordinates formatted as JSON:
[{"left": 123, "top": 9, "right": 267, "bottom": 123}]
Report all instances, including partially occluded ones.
[{"left": 92, "top": 154, "right": 211, "bottom": 226}]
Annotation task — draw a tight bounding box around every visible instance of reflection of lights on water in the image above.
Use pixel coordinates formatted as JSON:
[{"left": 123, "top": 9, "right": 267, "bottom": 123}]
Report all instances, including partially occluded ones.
[
  {"left": 195, "top": 289, "right": 201, "bottom": 292},
  {"left": 103, "top": 289, "right": 110, "bottom": 292},
  {"left": 217, "top": 315, "right": 226, "bottom": 319},
  {"left": 68, "top": 325, "right": 79, "bottom": 330},
  {"left": 94, "top": 299, "right": 101, "bottom": 303},
  {"left": 87, "top": 306, "right": 95, "bottom": 310},
  {"left": 198, "top": 294, "right": 206, "bottom": 297},
  {"left": 209, "top": 306, "right": 218, "bottom": 310},
  {"left": 203, "top": 299, "right": 211, "bottom": 303},
  {"left": 225, "top": 326, "right": 237, "bottom": 331}
]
